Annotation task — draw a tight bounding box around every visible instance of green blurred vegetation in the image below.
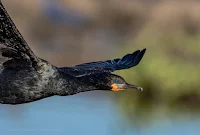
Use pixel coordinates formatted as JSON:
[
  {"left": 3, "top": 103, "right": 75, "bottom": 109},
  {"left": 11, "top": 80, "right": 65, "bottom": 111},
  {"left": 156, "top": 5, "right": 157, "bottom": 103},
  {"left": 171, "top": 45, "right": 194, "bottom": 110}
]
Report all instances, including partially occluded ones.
[{"left": 112, "top": 1, "right": 200, "bottom": 126}]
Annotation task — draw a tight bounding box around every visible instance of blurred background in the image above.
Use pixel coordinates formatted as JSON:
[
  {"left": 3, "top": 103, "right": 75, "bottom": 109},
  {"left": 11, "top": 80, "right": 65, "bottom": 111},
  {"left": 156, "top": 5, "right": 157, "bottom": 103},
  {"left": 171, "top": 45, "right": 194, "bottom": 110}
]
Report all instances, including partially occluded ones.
[{"left": 1, "top": 0, "right": 200, "bottom": 135}]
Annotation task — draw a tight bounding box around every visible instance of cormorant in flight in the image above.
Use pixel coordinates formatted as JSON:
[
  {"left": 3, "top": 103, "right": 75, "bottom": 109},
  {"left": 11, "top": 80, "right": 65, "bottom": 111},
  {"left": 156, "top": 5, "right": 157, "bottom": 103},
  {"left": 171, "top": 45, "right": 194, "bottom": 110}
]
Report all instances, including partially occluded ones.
[{"left": 0, "top": 1, "right": 146, "bottom": 104}]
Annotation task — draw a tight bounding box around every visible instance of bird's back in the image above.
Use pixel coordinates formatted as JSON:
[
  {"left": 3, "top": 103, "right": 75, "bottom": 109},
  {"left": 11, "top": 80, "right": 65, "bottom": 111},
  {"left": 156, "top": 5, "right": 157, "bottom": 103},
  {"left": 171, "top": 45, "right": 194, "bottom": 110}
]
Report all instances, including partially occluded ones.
[
  {"left": 0, "top": 63, "right": 59, "bottom": 104},
  {"left": 59, "top": 67, "right": 110, "bottom": 77}
]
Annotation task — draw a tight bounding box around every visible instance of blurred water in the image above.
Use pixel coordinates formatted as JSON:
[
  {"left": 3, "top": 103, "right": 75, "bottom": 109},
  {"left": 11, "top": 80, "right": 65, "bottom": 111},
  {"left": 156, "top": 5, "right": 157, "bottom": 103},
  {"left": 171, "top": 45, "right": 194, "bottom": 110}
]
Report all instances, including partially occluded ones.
[
  {"left": 0, "top": 0, "right": 199, "bottom": 135},
  {"left": 0, "top": 91, "right": 199, "bottom": 135}
]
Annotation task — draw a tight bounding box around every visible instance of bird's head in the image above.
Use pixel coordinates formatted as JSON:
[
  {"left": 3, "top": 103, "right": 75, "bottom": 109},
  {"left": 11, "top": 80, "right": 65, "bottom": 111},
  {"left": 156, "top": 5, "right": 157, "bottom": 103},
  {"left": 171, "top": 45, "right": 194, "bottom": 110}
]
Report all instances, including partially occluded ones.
[
  {"left": 108, "top": 74, "right": 143, "bottom": 91},
  {"left": 79, "top": 73, "right": 143, "bottom": 91}
]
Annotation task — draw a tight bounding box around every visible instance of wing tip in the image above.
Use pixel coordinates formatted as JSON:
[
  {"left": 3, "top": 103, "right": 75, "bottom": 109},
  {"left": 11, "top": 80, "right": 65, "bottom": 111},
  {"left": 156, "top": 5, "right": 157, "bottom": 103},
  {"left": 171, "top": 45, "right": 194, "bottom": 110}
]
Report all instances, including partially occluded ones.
[
  {"left": 139, "top": 48, "right": 146, "bottom": 58},
  {"left": 118, "top": 48, "right": 147, "bottom": 69},
  {"left": 142, "top": 48, "right": 146, "bottom": 52}
]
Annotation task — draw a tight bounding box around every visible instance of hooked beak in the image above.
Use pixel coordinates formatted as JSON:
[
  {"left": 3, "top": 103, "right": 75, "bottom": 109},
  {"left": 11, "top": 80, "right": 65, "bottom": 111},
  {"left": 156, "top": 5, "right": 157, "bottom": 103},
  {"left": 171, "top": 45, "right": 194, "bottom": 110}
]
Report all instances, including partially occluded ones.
[
  {"left": 126, "top": 83, "right": 143, "bottom": 91},
  {"left": 111, "top": 83, "right": 143, "bottom": 91}
]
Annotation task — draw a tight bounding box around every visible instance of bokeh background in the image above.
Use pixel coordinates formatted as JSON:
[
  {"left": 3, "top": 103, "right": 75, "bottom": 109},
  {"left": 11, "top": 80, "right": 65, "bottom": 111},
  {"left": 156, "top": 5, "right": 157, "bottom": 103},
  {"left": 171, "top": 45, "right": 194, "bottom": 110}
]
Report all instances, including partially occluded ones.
[{"left": 1, "top": 0, "right": 200, "bottom": 135}]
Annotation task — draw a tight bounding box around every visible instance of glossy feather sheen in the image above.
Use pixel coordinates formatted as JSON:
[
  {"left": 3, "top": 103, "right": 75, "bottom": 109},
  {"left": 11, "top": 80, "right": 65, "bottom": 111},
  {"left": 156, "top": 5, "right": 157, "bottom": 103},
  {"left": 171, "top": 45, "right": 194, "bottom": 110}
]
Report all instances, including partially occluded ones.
[
  {"left": 0, "top": 1, "right": 146, "bottom": 104},
  {"left": 75, "top": 49, "right": 146, "bottom": 72}
]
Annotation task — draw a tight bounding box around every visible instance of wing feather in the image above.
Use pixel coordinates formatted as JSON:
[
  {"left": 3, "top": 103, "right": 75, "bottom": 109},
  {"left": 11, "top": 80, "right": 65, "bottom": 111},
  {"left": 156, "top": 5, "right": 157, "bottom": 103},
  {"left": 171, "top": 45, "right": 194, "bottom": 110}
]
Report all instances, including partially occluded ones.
[
  {"left": 0, "top": 1, "right": 40, "bottom": 69},
  {"left": 75, "top": 49, "right": 146, "bottom": 72}
]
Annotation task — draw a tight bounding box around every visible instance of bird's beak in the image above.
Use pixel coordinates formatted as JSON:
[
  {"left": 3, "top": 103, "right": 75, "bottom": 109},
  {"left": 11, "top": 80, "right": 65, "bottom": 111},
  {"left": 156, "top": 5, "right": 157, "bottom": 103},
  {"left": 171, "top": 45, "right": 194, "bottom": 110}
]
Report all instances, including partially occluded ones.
[
  {"left": 125, "top": 83, "right": 143, "bottom": 91},
  {"left": 111, "top": 83, "right": 143, "bottom": 91}
]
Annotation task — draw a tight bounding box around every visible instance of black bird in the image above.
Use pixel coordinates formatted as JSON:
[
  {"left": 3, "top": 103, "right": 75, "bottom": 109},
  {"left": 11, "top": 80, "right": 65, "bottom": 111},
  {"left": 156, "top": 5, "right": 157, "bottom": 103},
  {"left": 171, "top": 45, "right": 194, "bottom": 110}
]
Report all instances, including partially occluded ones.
[{"left": 0, "top": 1, "right": 146, "bottom": 104}]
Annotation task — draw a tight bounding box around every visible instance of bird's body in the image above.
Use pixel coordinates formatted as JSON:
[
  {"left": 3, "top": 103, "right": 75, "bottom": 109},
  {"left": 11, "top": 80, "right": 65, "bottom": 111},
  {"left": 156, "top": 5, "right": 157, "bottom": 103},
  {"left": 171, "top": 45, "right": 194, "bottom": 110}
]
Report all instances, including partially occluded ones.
[{"left": 0, "top": 1, "right": 146, "bottom": 104}]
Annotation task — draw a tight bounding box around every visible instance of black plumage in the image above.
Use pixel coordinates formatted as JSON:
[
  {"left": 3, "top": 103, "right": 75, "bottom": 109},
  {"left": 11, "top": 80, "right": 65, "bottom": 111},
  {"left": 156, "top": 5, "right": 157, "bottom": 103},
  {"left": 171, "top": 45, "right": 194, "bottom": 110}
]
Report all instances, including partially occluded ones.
[
  {"left": 75, "top": 49, "right": 145, "bottom": 71},
  {"left": 59, "top": 49, "right": 146, "bottom": 77},
  {"left": 0, "top": 1, "right": 146, "bottom": 104}
]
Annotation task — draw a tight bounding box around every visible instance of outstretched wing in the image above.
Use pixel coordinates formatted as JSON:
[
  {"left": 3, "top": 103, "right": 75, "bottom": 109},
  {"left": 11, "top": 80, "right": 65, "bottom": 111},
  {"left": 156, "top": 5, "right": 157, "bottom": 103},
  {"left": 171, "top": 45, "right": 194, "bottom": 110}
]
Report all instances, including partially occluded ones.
[
  {"left": 75, "top": 49, "right": 146, "bottom": 72},
  {"left": 0, "top": 1, "right": 40, "bottom": 69}
]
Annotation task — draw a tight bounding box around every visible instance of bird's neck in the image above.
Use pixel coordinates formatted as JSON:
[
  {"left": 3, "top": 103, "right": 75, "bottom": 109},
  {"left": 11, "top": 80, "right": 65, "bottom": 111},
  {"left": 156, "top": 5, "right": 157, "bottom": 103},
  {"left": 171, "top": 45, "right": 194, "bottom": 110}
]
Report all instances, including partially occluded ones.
[
  {"left": 54, "top": 74, "right": 99, "bottom": 96},
  {"left": 57, "top": 82, "right": 98, "bottom": 96}
]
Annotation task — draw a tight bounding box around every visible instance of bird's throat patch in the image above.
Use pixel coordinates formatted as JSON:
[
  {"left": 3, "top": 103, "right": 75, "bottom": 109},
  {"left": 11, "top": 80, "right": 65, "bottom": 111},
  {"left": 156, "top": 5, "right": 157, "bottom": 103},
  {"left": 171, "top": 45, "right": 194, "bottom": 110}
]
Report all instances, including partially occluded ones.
[{"left": 111, "top": 84, "right": 125, "bottom": 91}]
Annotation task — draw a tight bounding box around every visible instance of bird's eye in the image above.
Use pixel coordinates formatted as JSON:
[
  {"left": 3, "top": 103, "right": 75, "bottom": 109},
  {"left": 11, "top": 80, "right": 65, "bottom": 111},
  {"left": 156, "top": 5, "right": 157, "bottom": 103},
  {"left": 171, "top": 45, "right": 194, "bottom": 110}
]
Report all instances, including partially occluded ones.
[{"left": 113, "top": 79, "right": 118, "bottom": 84}]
